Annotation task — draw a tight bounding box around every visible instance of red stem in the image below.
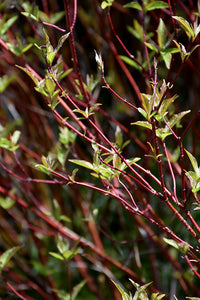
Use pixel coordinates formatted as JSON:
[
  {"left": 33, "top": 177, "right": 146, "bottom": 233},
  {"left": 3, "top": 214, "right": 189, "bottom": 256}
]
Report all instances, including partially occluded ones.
[
  {"left": 5, "top": 281, "right": 27, "bottom": 300},
  {"left": 64, "top": 0, "right": 90, "bottom": 104}
]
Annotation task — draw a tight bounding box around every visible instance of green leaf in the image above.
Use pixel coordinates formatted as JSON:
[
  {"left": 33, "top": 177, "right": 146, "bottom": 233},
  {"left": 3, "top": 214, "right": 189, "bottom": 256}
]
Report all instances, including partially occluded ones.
[
  {"left": 158, "top": 95, "right": 177, "bottom": 117},
  {"left": 59, "top": 127, "right": 76, "bottom": 145},
  {"left": 160, "top": 51, "right": 172, "bottom": 69},
  {"left": 50, "top": 11, "right": 65, "bottom": 24},
  {"left": 112, "top": 281, "right": 130, "bottom": 300},
  {"left": 127, "top": 19, "right": 144, "bottom": 42},
  {"left": 6, "top": 43, "right": 21, "bottom": 56},
  {"left": 0, "top": 132, "right": 20, "bottom": 152},
  {"left": 63, "top": 248, "right": 80, "bottom": 261},
  {"left": 163, "top": 238, "right": 189, "bottom": 254},
  {"left": 145, "top": 1, "right": 168, "bottom": 12},
  {"left": 186, "top": 44, "right": 200, "bottom": 60},
  {"left": 49, "top": 252, "right": 64, "bottom": 260},
  {"left": 71, "top": 280, "right": 86, "bottom": 300},
  {"left": 120, "top": 56, "right": 142, "bottom": 71},
  {"left": 16, "top": 65, "right": 39, "bottom": 86},
  {"left": 168, "top": 110, "right": 191, "bottom": 129},
  {"left": 151, "top": 293, "right": 165, "bottom": 300},
  {"left": 0, "top": 196, "right": 15, "bottom": 210},
  {"left": 21, "top": 12, "right": 38, "bottom": 21},
  {"left": 69, "top": 168, "right": 78, "bottom": 182},
  {"left": 155, "top": 127, "right": 172, "bottom": 141},
  {"left": 45, "top": 76, "right": 56, "bottom": 95},
  {"left": 145, "top": 42, "right": 158, "bottom": 52},
  {"left": 131, "top": 121, "right": 152, "bottom": 130},
  {"left": 140, "top": 93, "right": 154, "bottom": 120},
  {"left": 173, "top": 16, "right": 194, "bottom": 40},
  {"left": 124, "top": 2, "right": 142, "bottom": 11},
  {"left": 157, "top": 18, "right": 167, "bottom": 50},
  {"left": 0, "top": 75, "right": 15, "bottom": 93},
  {"left": 133, "top": 282, "right": 152, "bottom": 300},
  {"left": 185, "top": 150, "right": 200, "bottom": 177},
  {"left": 55, "top": 32, "right": 70, "bottom": 55},
  {"left": 138, "top": 107, "right": 148, "bottom": 119},
  {"left": 11, "top": 130, "right": 21, "bottom": 145},
  {"left": 120, "top": 157, "right": 141, "bottom": 171},
  {"left": 69, "top": 159, "right": 94, "bottom": 170},
  {"left": 52, "top": 289, "right": 70, "bottom": 300},
  {"left": 0, "top": 246, "right": 21, "bottom": 272},
  {"left": 101, "top": 0, "right": 114, "bottom": 9},
  {"left": 59, "top": 215, "right": 71, "bottom": 223},
  {"left": 34, "top": 164, "right": 50, "bottom": 175},
  {"left": 115, "top": 126, "right": 123, "bottom": 148},
  {"left": 22, "top": 43, "right": 33, "bottom": 53},
  {"left": 47, "top": 52, "right": 56, "bottom": 66},
  {"left": 1, "top": 15, "right": 18, "bottom": 35}
]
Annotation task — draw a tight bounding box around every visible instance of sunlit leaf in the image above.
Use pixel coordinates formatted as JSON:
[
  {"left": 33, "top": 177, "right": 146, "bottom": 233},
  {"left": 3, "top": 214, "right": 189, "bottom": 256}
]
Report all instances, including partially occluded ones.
[
  {"left": 69, "top": 159, "right": 94, "bottom": 170},
  {"left": 157, "top": 18, "right": 167, "bottom": 49},
  {"left": 16, "top": 65, "right": 39, "bottom": 86},
  {"left": 151, "top": 293, "right": 165, "bottom": 300},
  {"left": 163, "top": 238, "right": 189, "bottom": 254},
  {"left": 49, "top": 252, "right": 64, "bottom": 260},
  {"left": 71, "top": 280, "right": 86, "bottom": 300},
  {"left": 124, "top": 2, "right": 142, "bottom": 11},
  {"left": 0, "top": 246, "right": 21, "bottom": 272},
  {"left": 101, "top": 0, "right": 114, "bottom": 9},
  {"left": 0, "top": 75, "right": 15, "bottom": 93},
  {"left": 11, "top": 130, "right": 21, "bottom": 145},
  {"left": 131, "top": 121, "right": 152, "bottom": 130},
  {"left": 0, "top": 196, "right": 15, "bottom": 210},
  {"left": 120, "top": 55, "right": 142, "bottom": 71},
  {"left": 145, "top": 42, "right": 158, "bottom": 52},
  {"left": 145, "top": 1, "right": 169, "bottom": 12},
  {"left": 112, "top": 281, "right": 130, "bottom": 300},
  {"left": 1, "top": 15, "right": 18, "bottom": 35},
  {"left": 185, "top": 150, "right": 200, "bottom": 178},
  {"left": 173, "top": 16, "right": 194, "bottom": 40}
]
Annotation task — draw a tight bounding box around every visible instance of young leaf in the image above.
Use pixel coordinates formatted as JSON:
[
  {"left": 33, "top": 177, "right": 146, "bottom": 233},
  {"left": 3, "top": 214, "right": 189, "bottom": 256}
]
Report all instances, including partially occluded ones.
[
  {"left": 144, "top": 1, "right": 169, "bottom": 12},
  {"left": 157, "top": 18, "right": 167, "bottom": 50},
  {"left": 0, "top": 75, "right": 15, "bottom": 93},
  {"left": 133, "top": 282, "right": 152, "bottom": 300},
  {"left": 11, "top": 130, "right": 21, "bottom": 145},
  {"left": 115, "top": 126, "right": 123, "bottom": 148},
  {"left": 145, "top": 42, "right": 158, "bottom": 53},
  {"left": 185, "top": 150, "right": 200, "bottom": 178},
  {"left": 49, "top": 252, "right": 64, "bottom": 260},
  {"left": 71, "top": 280, "right": 86, "bottom": 300},
  {"left": 45, "top": 76, "right": 56, "bottom": 95},
  {"left": 165, "top": 110, "right": 190, "bottom": 131},
  {"left": 0, "top": 196, "right": 15, "bottom": 210},
  {"left": 0, "top": 246, "right": 21, "bottom": 272},
  {"left": 124, "top": 2, "right": 142, "bottom": 11},
  {"left": 101, "top": 0, "right": 114, "bottom": 9},
  {"left": 0, "top": 15, "right": 18, "bottom": 35},
  {"left": 173, "top": 16, "right": 195, "bottom": 40},
  {"left": 131, "top": 121, "right": 152, "bottom": 130},
  {"left": 112, "top": 281, "right": 130, "bottom": 300},
  {"left": 63, "top": 248, "right": 80, "bottom": 261},
  {"left": 120, "top": 55, "right": 142, "bottom": 71},
  {"left": 16, "top": 65, "right": 39, "bottom": 87},
  {"left": 163, "top": 238, "right": 189, "bottom": 254},
  {"left": 69, "top": 159, "right": 94, "bottom": 170},
  {"left": 151, "top": 293, "right": 165, "bottom": 300}
]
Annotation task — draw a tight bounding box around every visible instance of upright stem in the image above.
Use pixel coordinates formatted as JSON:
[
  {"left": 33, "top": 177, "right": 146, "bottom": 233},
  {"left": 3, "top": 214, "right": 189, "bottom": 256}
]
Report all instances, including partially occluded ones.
[{"left": 64, "top": 0, "right": 90, "bottom": 104}]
